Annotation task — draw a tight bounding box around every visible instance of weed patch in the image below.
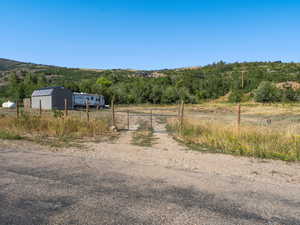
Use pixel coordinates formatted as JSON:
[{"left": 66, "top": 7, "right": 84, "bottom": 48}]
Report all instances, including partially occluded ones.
[
  {"left": 0, "top": 130, "right": 23, "bottom": 140},
  {"left": 131, "top": 120, "right": 157, "bottom": 147}
]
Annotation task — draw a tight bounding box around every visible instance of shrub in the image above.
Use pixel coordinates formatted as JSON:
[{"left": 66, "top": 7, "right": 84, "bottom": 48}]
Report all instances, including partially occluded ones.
[
  {"left": 52, "top": 110, "right": 64, "bottom": 118},
  {"left": 228, "top": 90, "right": 243, "bottom": 103},
  {"left": 0, "top": 130, "right": 23, "bottom": 140},
  {"left": 280, "top": 87, "right": 298, "bottom": 102},
  {"left": 253, "top": 81, "right": 280, "bottom": 103}
]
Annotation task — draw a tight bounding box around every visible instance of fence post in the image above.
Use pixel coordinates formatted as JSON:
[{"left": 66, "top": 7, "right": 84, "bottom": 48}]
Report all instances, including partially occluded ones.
[
  {"left": 150, "top": 109, "right": 153, "bottom": 130},
  {"left": 127, "top": 110, "right": 130, "bottom": 130},
  {"left": 237, "top": 103, "right": 241, "bottom": 131},
  {"left": 178, "top": 101, "right": 181, "bottom": 118},
  {"left": 64, "top": 98, "right": 68, "bottom": 118},
  {"left": 180, "top": 100, "right": 184, "bottom": 133},
  {"left": 39, "top": 100, "right": 42, "bottom": 116},
  {"left": 16, "top": 101, "right": 19, "bottom": 119},
  {"left": 86, "top": 100, "right": 89, "bottom": 122},
  {"left": 111, "top": 98, "right": 115, "bottom": 127}
]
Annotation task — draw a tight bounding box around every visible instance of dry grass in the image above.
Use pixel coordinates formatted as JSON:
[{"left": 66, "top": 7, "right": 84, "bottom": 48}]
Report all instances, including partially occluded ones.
[
  {"left": 0, "top": 112, "right": 111, "bottom": 140},
  {"left": 188, "top": 102, "right": 300, "bottom": 115},
  {"left": 168, "top": 118, "right": 300, "bottom": 161}
]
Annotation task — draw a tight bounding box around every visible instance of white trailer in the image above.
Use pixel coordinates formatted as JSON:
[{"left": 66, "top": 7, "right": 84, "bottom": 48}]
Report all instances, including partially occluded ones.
[{"left": 73, "top": 92, "right": 105, "bottom": 108}]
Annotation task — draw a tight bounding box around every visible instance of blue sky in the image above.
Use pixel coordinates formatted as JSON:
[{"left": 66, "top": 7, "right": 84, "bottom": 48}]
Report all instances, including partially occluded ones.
[{"left": 1, "top": 0, "right": 300, "bottom": 69}]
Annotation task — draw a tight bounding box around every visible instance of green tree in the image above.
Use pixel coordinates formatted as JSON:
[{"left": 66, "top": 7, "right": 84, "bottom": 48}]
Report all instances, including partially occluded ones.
[
  {"left": 280, "top": 87, "right": 298, "bottom": 102},
  {"left": 228, "top": 90, "right": 243, "bottom": 103},
  {"left": 96, "top": 77, "right": 112, "bottom": 87},
  {"left": 253, "top": 81, "right": 280, "bottom": 103},
  {"left": 161, "top": 86, "right": 179, "bottom": 104},
  {"left": 79, "top": 79, "right": 94, "bottom": 93}
]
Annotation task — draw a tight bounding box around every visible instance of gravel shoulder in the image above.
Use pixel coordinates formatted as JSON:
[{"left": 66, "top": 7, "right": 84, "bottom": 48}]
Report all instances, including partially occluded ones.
[{"left": 0, "top": 117, "right": 300, "bottom": 224}]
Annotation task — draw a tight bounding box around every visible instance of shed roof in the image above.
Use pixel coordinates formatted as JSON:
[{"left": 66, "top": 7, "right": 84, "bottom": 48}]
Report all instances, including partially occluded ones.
[{"left": 32, "top": 86, "right": 65, "bottom": 97}]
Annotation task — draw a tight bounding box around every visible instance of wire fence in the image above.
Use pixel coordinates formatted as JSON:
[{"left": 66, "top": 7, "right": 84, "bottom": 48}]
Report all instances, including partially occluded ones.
[{"left": 1, "top": 102, "right": 300, "bottom": 134}]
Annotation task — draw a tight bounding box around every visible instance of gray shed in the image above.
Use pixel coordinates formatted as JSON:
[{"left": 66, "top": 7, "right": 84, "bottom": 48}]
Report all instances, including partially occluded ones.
[{"left": 31, "top": 86, "right": 73, "bottom": 110}]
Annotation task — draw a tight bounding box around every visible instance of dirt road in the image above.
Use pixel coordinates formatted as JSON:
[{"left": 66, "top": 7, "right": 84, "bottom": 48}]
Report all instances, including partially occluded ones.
[{"left": 1, "top": 131, "right": 300, "bottom": 225}]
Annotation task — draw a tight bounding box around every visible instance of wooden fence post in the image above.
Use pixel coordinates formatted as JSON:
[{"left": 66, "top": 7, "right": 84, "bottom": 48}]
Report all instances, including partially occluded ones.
[
  {"left": 127, "top": 110, "right": 130, "bottom": 130},
  {"left": 39, "top": 100, "right": 42, "bottom": 116},
  {"left": 64, "top": 98, "right": 68, "bottom": 118},
  {"left": 178, "top": 101, "right": 181, "bottom": 118},
  {"left": 16, "top": 101, "right": 19, "bottom": 119},
  {"left": 150, "top": 109, "right": 153, "bottom": 130},
  {"left": 237, "top": 103, "right": 241, "bottom": 131},
  {"left": 111, "top": 98, "right": 115, "bottom": 127},
  {"left": 180, "top": 100, "right": 184, "bottom": 132},
  {"left": 86, "top": 100, "right": 89, "bottom": 122}
]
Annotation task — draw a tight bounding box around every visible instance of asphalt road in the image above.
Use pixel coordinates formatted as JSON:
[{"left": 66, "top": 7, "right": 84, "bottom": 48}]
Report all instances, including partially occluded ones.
[{"left": 0, "top": 146, "right": 300, "bottom": 225}]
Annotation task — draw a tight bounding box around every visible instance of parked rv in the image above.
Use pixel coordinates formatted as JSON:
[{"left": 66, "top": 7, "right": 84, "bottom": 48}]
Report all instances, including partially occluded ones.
[{"left": 73, "top": 92, "right": 105, "bottom": 108}]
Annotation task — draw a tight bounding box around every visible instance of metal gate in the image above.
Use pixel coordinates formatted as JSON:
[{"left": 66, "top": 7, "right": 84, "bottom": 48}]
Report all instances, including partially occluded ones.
[{"left": 113, "top": 108, "right": 179, "bottom": 132}]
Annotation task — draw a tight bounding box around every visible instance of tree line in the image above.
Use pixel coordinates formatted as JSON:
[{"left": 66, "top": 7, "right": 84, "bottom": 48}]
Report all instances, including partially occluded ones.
[{"left": 1, "top": 61, "right": 300, "bottom": 105}]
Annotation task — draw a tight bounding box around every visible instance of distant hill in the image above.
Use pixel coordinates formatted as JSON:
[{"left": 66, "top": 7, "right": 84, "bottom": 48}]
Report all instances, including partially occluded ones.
[
  {"left": 0, "top": 58, "right": 27, "bottom": 71},
  {"left": 0, "top": 58, "right": 49, "bottom": 86},
  {"left": 0, "top": 58, "right": 167, "bottom": 86},
  {"left": 0, "top": 58, "right": 48, "bottom": 71},
  {"left": 1, "top": 57, "right": 300, "bottom": 104},
  {"left": 1, "top": 58, "right": 300, "bottom": 84}
]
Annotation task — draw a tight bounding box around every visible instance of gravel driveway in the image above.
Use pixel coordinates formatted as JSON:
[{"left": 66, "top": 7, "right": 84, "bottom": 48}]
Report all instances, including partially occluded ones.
[{"left": 0, "top": 138, "right": 300, "bottom": 225}]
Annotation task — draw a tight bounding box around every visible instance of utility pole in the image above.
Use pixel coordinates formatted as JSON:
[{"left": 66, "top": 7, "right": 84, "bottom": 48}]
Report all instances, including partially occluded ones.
[{"left": 241, "top": 71, "right": 245, "bottom": 89}]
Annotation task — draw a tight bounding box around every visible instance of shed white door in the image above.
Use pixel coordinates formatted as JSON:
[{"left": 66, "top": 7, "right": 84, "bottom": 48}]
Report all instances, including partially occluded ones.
[{"left": 31, "top": 96, "right": 52, "bottom": 110}]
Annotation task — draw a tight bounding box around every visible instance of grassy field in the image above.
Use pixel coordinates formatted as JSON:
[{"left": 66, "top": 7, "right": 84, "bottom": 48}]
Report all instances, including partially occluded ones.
[
  {"left": 1, "top": 102, "right": 300, "bottom": 160},
  {"left": 0, "top": 108, "right": 112, "bottom": 147},
  {"left": 184, "top": 102, "right": 300, "bottom": 133},
  {"left": 168, "top": 102, "right": 300, "bottom": 161}
]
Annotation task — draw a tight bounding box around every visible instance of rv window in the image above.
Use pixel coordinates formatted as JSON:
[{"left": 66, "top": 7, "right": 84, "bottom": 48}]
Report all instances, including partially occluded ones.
[
  {"left": 86, "top": 97, "right": 89, "bottom": 100},
  {"left": 91, "top": 97, "right": 94, "bottom": 100}
]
